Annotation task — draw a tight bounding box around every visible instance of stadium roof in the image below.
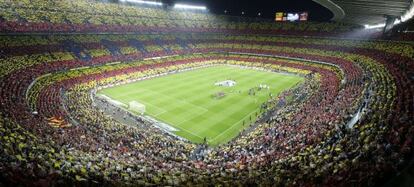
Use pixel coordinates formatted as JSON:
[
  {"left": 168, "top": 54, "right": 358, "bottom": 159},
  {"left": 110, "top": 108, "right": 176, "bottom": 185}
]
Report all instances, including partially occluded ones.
[{"left": 314, "top": 0, "right": 414, "bottom": 26}]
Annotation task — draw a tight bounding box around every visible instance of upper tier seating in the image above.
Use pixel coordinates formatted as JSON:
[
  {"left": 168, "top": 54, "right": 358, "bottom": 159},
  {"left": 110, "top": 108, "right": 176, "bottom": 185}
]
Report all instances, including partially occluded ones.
[
  {"left": 0, "top": 1, "right": 412, "bottom": 186},
  {"left": 0, "top": 0, "right": 367, "bottom": 36}
]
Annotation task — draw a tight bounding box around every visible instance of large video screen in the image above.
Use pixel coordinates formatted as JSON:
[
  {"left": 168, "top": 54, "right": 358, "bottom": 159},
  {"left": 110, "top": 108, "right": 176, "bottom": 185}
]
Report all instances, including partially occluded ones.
[{"left": 275, "top": 12, "right": 308, "bottom": 22}]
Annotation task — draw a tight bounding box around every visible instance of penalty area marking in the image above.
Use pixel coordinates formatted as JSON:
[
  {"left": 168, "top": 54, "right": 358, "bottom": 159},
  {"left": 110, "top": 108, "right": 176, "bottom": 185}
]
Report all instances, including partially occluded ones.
[
  {"left": 121, "top": 98, "right": 167, "bottom": 117},
  {"left": 151, "top": 115, "right": 206, "bottom": 141},
  {"left": 123, "top": 89, "right": 209, "bottom": 141}
]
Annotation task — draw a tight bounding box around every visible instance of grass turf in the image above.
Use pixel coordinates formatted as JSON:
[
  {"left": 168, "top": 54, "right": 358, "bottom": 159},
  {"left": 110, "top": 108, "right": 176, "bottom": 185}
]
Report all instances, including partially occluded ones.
[{"left": 98, "top": 65, "right": 303, "bottom": 146}]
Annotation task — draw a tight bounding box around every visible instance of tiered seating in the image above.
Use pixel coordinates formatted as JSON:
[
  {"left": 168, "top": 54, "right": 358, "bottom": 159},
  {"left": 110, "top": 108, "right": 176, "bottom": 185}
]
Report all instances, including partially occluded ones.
[
  {"left": 0, "top": 1, "right": 413, "bottom": 186},
  {"left": 0, "top": 0, "right": 361, "bottom": 36}
]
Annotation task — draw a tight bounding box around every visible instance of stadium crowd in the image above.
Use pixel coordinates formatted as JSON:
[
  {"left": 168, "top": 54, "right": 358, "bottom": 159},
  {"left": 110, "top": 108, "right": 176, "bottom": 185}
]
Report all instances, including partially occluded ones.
[
  {"left": 0, "top": 1, "right": 413, "bottom": 186},
  {"left": 0, "top": 0, "right": 364, "bottom": 36}
]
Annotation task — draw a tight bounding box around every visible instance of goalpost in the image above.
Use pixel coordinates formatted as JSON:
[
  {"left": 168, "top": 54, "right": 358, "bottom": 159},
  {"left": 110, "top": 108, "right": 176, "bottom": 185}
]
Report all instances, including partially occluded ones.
[{"left": 128, "top": 101, "right": 146, "bottom": 115}]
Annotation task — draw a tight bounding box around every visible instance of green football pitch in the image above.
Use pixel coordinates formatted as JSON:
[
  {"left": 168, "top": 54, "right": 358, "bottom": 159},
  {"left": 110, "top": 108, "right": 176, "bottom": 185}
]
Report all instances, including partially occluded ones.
[{"left": 98, "top": 65, "right": 303, "bottom": 146}]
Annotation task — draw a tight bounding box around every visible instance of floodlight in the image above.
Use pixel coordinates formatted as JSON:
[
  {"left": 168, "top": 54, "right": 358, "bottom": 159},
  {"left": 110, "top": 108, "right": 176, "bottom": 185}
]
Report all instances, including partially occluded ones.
[
  {"left": 174, "top": 4, "right": 207, "bottom": 10},
  {"left": 400, "top": 3, "right": 414, "bottom": 22},
  {"left": 119, "top": 0, "right": 162, "bottom": 6},
  {"left": 365, "top": 2, "right": 414, "bottom": 30},
  {"left": 364, "top": 23, "right": 386, "bottom": 30}
]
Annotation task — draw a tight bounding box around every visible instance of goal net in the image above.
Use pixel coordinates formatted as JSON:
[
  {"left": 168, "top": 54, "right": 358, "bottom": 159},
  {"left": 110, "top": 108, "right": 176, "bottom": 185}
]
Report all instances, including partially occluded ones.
[{"left": 129, "top": 101, "right": 146, "bottom": 115}]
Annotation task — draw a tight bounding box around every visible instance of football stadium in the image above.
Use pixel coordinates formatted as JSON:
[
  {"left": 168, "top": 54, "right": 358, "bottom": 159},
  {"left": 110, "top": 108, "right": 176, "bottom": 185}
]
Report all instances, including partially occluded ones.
[{"left": 0, "top": 0, "right": 413, "bottom": 186}]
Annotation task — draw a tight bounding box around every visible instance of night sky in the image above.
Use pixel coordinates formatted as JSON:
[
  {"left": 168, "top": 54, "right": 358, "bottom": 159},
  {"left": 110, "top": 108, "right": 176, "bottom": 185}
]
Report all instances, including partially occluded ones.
[{"left": 163, "top": 0, "right": 333, "bottom": 21}]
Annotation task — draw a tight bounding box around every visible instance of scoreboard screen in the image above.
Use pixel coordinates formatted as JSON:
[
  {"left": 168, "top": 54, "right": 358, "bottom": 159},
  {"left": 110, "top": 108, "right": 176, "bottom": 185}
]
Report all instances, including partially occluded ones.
[
  {"left": 299, "top": 12, "right": 308, "bottom": 21},
  {"left": 275, "top": 12, "right": 284, "bottom": 21},
  {"left": 275, "top": 12, "right": 308, "bottom": 22}
]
